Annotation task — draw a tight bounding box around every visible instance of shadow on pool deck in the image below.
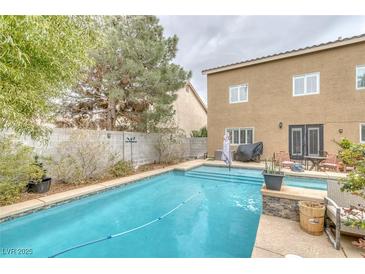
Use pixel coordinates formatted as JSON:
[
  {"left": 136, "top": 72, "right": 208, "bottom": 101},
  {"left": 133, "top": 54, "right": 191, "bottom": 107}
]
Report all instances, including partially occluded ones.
[{"left": 252, "top": 214, "right": 362, "bottom": 258}]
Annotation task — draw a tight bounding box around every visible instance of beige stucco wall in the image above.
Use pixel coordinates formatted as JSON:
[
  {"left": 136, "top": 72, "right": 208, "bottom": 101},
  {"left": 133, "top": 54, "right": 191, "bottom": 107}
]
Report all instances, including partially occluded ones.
[
  {"left": 207, "top": 42, "right": 365, "bottom": 158},
  {"left": 173, "top": 85, "right": 207, "bottom": 136}
]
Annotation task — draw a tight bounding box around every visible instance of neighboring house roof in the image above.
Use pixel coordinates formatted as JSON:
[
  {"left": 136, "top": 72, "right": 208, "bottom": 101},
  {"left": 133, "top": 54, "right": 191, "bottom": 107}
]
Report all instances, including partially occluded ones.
[
  {"left": 186, "top": 82, "right": 207, "bottom": 113},
  {"left": 202, "top": 33, "right": 365, "bottom": 75}
]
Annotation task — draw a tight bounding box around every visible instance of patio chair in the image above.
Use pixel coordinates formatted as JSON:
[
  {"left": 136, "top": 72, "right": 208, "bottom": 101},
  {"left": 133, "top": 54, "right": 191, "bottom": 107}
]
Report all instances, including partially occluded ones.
[
  {"left": 319, "top": 154, "right": 340, "bottom": 172},
  {"left": 324, "top": 197, "right": 365, "bottom": 250},
  {"left": 274, "top": 151, "right": 295, "bottom": 168},
  {"left": 324, "top": 180, "right": 365, "bottom": 250}
]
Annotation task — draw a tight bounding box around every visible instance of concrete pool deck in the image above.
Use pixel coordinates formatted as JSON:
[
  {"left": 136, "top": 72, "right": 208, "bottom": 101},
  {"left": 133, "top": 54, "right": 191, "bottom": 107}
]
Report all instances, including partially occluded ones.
[
  {"left": 1, "top": 159, "right": 358, "bottom": 258},
  {"left": 252, "top": 215, "right": 362, "bottom": 258},
  {"left": 1, "top": 159, "right": 344, "bottom": 220},
  {"left": 204, "top": 159, "right": 347, "bottom": 180},
  {"left": 0, "top": 159, "right": 205, "bottom": 220}
]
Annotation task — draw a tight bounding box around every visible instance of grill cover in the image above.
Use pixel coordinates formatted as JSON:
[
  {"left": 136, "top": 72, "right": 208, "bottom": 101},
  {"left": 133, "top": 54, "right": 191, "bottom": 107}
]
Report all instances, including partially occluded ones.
[{"left": 235, "top": 142, "right": 263, "bottom": 162}]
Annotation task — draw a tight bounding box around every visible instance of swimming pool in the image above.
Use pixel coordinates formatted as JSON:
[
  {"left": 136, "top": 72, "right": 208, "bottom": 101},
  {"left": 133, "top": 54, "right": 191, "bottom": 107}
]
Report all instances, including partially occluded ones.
[
  {"left": 186, "top": 166, "right": 327, "bottom": 191},
  {"left": 0, "top": 170, "right": 262, "bottom": 258}
]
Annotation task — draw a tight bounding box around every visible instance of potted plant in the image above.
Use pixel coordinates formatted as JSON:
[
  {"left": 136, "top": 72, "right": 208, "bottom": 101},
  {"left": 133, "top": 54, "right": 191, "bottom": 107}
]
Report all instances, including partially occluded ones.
[
  {"left": 27, "top": 155, "right": 52, "bottom": 193},
  {"left": 262, "top": 158, "right": 285, "bottom": 190}
]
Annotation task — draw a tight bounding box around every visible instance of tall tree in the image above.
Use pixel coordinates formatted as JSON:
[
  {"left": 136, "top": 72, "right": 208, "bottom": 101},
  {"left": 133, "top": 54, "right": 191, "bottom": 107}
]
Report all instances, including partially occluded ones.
[
  {"left": 0, "top": 16, "right": 100, "bottom": 139},
  {"left": 57, "top": 16, "right": 191, "bottom": 132}
]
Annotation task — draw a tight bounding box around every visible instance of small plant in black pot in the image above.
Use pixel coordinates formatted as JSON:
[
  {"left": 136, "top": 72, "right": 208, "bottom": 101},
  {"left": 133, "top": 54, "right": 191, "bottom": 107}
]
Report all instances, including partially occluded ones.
[
  {"left": 262, "top": 158, "right": 285, "bottom": 191},
  {"left": 27, "top": 155, "right": 52, "bottom": 193}
]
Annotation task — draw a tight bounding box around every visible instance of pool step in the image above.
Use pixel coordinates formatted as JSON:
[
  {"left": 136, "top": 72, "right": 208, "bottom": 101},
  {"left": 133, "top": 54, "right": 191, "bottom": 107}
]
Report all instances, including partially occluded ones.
[
  {"left": 186, "top": 170, "right": 264, "bottom": 182},
  {"left": 186, "top": 170, "right": 263, "bottom": 181},
  {"left": 185, "top": 173, "right": 264, "bottom": 186},
  {"left": 185, "top": 173, "right": 264, "bottom": 185},
  {"left": 185, "top": 170, "right": 264, "bottom": 186}
]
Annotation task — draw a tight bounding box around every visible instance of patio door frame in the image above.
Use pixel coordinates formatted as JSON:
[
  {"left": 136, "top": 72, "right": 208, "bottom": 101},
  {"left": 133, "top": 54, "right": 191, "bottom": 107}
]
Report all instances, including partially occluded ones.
[{"left": 289, "top": 124, "right": 324, "bottom": 160}]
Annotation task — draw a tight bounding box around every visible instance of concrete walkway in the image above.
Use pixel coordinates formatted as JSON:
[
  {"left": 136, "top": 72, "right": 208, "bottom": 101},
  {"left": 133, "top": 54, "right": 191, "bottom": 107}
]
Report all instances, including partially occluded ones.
[{"left": 252, "top": 215, "right": 362, "bottom": 258}]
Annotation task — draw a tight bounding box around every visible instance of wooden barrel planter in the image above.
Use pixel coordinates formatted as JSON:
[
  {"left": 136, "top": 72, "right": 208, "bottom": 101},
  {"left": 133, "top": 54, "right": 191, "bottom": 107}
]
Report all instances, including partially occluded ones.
[{"left": 298, "top": 201, "right": 325, "bottom": 236}]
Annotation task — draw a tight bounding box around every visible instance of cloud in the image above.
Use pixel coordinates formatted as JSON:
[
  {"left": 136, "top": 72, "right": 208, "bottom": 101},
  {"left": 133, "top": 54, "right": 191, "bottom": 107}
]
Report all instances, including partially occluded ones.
[{"left": 158, "top": 15, "right": 365, "bottom": 104}]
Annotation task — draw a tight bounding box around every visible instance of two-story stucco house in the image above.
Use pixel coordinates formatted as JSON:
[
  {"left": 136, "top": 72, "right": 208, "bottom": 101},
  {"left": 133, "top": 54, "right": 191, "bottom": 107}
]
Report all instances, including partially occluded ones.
[
  {"left": 203, "top": 34, "right": 365, "bottom": 159},
  {"left": 173, "top": 82, "right": 207, "bottom": 136}
]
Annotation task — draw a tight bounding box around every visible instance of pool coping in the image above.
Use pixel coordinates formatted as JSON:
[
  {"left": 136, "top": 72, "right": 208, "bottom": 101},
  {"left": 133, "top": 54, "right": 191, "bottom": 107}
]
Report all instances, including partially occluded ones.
[
  {"left": 203, "top": 160, "right": 346, "bottom": 180},
  {"left": 0, "top": 160, "right": 203, "bottom": 222},
  {"left": 0, "top": 159, "right": 344, "bottom": 222},
  {"left": 261, "top": 185, "right": 326, "bottom": 202}
]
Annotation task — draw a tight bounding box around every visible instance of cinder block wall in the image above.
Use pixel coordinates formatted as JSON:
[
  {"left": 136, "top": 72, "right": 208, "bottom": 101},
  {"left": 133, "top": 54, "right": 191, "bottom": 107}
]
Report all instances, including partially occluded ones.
[{"left": 16, "top": 128, "right": 207, "bottom": 166}]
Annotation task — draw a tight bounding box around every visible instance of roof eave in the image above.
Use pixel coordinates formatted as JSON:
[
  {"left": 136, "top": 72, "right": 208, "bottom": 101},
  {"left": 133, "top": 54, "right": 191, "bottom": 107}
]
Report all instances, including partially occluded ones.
[
  {"left": 202, "top": 35, "right": 365, "bottom": 75},
  {"left": 187, "top": 82, "right": 208, "bottom": 113}
]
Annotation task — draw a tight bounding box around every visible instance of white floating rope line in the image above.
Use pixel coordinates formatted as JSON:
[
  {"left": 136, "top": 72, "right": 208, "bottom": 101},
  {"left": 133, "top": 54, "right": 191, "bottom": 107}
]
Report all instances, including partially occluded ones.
[{"left": 48, "top": 191, "right": 201, "bottom": 258}]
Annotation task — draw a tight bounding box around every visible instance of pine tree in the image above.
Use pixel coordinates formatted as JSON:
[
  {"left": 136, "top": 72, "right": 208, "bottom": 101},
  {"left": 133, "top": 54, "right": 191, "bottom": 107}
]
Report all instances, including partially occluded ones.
[{"left": 57, "top": 16, "right": 191, "bottom": 132}]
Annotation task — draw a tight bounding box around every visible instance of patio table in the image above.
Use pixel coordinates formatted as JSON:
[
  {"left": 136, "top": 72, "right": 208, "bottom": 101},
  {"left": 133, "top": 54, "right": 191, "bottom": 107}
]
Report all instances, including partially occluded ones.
[{"left": 304, "top": 156, "right": 327, "bottom": 171}]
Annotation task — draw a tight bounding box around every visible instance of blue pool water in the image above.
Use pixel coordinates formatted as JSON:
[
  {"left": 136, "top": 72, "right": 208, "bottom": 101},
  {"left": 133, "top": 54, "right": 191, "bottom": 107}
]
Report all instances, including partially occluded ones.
[
  {"left": 284, "top": 176, "right": 327, "bottom": 190},
  {"left": 0, "top": 170, "right": 262, "bottom": 258},
  {"left": 0, "top": 165, "right": 327, "bottom": 258}
]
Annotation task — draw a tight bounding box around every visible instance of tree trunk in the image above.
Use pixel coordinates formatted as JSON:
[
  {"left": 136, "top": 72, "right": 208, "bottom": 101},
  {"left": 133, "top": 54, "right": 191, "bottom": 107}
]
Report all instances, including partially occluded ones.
[{"left": 107, "top": 98, "right": 116, "bottom": 130}]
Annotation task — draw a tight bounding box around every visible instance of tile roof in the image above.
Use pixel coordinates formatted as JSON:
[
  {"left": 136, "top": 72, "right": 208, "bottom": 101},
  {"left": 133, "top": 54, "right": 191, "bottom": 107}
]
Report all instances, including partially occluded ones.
[{"left": 202, "top": 33, "right": 365, "bottom": 74}]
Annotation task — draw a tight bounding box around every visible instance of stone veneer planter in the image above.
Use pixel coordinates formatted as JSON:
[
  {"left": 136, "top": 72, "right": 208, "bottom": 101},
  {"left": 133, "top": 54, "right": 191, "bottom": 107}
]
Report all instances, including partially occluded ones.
[
  {"left": 261, "top": 186, "right": 326, "bottom": 221},
  {"left": 263, "top": 195, "right": 300, "bottom": 221}
]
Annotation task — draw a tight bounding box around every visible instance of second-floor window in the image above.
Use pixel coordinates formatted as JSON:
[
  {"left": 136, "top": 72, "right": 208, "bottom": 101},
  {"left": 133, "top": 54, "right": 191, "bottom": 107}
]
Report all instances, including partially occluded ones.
[
  {"left": 229, "top": 84, "right": 248, "bottom": 103},
  {"left": 356, "top": 65, "right": 365, "bottom": 90},
  {"left": 293, "top": 72, "right": 320, "bottom": 96},
  {"left": 225, "top": 128, "right": 254, "bottom": 145}
]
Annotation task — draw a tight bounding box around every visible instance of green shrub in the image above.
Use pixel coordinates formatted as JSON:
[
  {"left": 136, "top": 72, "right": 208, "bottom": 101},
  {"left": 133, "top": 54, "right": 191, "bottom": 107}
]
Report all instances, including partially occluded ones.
[
  {"left": 154, "top": 127, "right": 186, "bottom": 164},
  {"left": 191, "top": 126, "right": 208, "bottom": 137},
  {"left": 338, "top": 138, "right": 352, "bottom": 150},
  {"left": 0, "top": 182, "right": 24, "bottom": 205},
  {"left": 336, "top": 138, "right": 365, "bottom": 198},
  {"left": 336, "top": 137, "right": 365, "bottom": 245},
  {"left": 110, "top": 161, "right": 134, "bottom": 177},
  {"left": 337, "top": 138, "right": 365, "bottom": 167},
  {"left": 47, "top": 131, "right": 118, "bottom": 184},
  {"left": 0, "top": 136, "right": 43, "bottom": 205},
  {"left": 340, "top": 165, "right": 365, "bottom": 198}
]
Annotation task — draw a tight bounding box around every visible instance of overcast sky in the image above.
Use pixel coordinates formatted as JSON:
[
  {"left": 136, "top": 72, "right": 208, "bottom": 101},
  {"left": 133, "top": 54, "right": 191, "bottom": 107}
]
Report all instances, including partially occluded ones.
[{"left": 159, "top": 16, "right": 365, "bottom": 104}]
